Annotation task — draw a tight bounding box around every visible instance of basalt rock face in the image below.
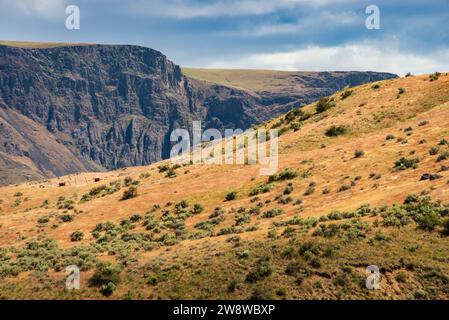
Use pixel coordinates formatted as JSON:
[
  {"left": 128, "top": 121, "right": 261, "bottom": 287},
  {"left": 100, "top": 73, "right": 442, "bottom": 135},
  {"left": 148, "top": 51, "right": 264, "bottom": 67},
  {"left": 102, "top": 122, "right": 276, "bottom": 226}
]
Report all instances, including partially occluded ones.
[{"left": 0, "top": 44, "right": 396, "bottom": 185}]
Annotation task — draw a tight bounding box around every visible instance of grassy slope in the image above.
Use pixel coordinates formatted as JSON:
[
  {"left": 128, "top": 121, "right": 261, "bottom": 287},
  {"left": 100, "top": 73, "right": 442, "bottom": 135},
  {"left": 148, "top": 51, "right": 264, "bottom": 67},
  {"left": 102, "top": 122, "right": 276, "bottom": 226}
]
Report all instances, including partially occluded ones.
[
  {"left": 0, "top": 73, "right": 449, "bottom": 299},
  {"left": 0, "top": 40, "right": 93, "bottom": 48},
  {"left": 182, "top": 67, "right": 316, "bottom": 94}
]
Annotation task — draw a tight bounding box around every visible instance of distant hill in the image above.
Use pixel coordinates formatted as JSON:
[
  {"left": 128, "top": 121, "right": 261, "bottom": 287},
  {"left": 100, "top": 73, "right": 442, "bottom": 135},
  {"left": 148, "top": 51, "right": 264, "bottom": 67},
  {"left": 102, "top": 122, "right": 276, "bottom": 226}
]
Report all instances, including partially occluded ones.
[{"left": 183, "top": 67, "right": 397, "bottom": 106}]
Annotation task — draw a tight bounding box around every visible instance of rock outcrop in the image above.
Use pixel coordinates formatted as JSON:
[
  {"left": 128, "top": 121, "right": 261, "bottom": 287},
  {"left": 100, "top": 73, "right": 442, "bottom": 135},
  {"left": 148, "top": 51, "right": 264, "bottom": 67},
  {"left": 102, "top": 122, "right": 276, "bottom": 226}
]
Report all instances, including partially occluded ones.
[{"left": 0, "top": 43, "right": 396, "bottom": 185}]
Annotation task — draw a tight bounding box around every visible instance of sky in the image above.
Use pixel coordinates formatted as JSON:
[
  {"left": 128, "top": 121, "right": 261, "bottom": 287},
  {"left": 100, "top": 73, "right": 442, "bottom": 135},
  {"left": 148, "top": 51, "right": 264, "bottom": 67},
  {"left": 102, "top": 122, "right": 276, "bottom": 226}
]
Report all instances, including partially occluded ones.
[{"left": 0, "top": 0, "right": 448, "bottom": 75}]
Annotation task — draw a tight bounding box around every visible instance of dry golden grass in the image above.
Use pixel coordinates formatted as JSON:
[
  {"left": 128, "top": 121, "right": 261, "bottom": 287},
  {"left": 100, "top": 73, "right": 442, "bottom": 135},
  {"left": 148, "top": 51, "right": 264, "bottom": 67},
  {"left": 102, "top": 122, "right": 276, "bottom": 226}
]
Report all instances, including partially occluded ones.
[
  {"left": 0, "top": 40, "right": 94, "bottom": 48},
  {"left": 182, "top": 67, "right": 323, "bottom": 94},
  {"left": 0, "top": 73, "right": 449, "bottom": 299}
]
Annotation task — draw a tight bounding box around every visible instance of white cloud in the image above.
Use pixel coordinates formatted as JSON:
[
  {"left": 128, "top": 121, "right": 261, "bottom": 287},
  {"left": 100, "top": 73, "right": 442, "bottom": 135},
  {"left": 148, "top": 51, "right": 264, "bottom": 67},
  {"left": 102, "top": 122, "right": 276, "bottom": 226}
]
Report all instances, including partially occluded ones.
[
  {"left": 206, "top": 42, "right": 449, "bottom": 76},
  {"left": 234, "top": 11, "right": 358, "bottom": 37},
  {"left": 129, "top": 0, "right": 357, "bottom": 19},
  {"left": 0, "top": 0, "right": 67, "bottom": 20}
]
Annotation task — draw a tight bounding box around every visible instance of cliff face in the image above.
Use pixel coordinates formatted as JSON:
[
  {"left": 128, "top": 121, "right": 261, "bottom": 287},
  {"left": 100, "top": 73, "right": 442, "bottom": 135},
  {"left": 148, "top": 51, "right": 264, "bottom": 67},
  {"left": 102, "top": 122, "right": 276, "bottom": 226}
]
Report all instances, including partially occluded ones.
[{"left": 0, "top": 44, "right": 396, "bottom": 185}]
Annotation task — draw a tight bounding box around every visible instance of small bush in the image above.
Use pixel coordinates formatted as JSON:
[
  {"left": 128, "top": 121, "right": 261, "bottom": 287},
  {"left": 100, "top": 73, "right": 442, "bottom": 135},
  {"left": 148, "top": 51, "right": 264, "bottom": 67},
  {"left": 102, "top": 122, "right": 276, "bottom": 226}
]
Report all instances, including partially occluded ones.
[
  {"left": 249, "top": 286, "right": 274, "bottom": 300},
  {"left": 338, "top": 184, "right": 351, "bottom": 192},
  {"left": 246, "top": 256, "right": 273, "bottom": 283},
  {"left": 322, "top": 188, "right": 331, "bottom": 194},
  {"left": 395, "top": 272, "right": 407, "bottom": 283},
  {"left": 268, "top": 168, "right": 298, "bottom": 183},
  {"left": 316, "top": 97, "right": 336, "bottom": 113},
  {"left": 325, "top": 125, "right": 348, "bottom": 137},
  {"left": 37, "top": 216, "right": 50, "bottom": 224},
  {"left": 418, "top": 120, "right": 429, "bottom": 126},
  {"left": 262, "top": 208, "right": 285, "bottom": 218},
  {"left": 225, "top": 191, "right": 237, "bottom": 201},
  {"left": 121, "top": 186, "right": 138, "bottom": 201},
  {"left": 394, "top": 157, "right": 420, "bottom": 170},
  {"left": 340, "top": 89, "right": 353, "bottom": 100},
  {"left": 70, "top": 231, "right": 84, "bottom": 242},
  {"left": 193, "top": 203, "right": 204, "bottom": 214},
  {"left": 89, "top": 263, "right": 121, "bottom": 297},
  {"left": 416, "top": 212, "right": 441, "bottom": 231},
  {"left": 443, "top": 219, "right": 449, "bottom": 236},
  {"left": 58, "top": 214, "right": 74, "bottom": 223},
  {"left": 354, "top": 149, "right": 365, "bottom": 158},
  {"left": 436, "top": 151, "right": 449, "bottom": 163},
  {"left": 429, "top": 146, "right": 440, "bottom": 156},
  {"left": 429, "top": 72, "right": 441, "bottom": 82},
  {"left": 303, "top": 186, "right": 315, "bottom": 196},
  {"left": 249, "top": 183, "right": 271, "bottom": 196}
]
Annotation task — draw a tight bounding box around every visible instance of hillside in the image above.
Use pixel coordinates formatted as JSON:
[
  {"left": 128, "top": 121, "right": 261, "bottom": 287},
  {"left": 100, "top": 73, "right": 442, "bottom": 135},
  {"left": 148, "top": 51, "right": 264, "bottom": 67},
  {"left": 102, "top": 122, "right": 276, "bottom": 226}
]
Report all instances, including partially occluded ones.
[
  {"left": 0, "top": 42, "right": 395, "bottom": 186},
  {"left": 0, "top": 72, "right": 448, "bottom": 299},
  {"left": 183, "top": 68, "right": 397, "bottom": 106}
]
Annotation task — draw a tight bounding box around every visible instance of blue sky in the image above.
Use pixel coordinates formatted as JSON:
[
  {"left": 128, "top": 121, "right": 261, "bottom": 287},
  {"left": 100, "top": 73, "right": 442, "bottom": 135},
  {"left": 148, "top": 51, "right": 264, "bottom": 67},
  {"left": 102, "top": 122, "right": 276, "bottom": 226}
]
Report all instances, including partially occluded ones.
[{"left": 0, "top": 0, "right": 448, "bottom": 75}]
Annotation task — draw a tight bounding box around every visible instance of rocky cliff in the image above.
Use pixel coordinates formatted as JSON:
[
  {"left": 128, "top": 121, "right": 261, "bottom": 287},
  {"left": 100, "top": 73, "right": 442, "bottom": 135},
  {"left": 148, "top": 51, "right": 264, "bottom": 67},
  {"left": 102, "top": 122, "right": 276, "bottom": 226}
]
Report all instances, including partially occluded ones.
[{"left": 0, "top": 43, "right": 396, "bottom": 185}]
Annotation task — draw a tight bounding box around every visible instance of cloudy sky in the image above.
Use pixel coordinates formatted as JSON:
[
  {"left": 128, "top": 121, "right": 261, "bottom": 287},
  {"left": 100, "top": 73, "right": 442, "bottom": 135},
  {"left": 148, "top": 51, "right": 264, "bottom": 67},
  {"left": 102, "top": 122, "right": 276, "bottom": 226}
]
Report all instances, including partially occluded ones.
[{"left": 0, "top": 0, "right": 448, "bottom": 75}]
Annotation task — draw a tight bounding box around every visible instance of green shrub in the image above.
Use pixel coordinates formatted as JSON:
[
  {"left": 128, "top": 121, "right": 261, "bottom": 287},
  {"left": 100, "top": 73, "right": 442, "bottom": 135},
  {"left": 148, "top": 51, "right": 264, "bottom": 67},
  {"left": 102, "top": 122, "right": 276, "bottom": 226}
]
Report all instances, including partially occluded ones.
[
  {"left": 416, "top": 212, "right": 441, "bottom": 231},
  {"left": 121, "top": 186, "right": 138, "bottom": 201},
  {"left": 395, "top": 272, "right": 407, "bottom": 283},
  {"left": 249, "top": 285, "right": 274, "bottom": 300},
  {"left": 249, "top": 183, "right": 272, "bottom": 196},
  {"left": 325, "top": 125, "right": 348, "bottom": 137},
  {"left": 354, "top": 149, "right": 365, "bottom": 158},
  {"left": 70, "top": 231, "right": 84, "bottom": 242},
  {"left": 316, "top": 97, "right": 336, "bottom": 113},
  {"left": 436, "top": 151, "right": 449, "bottom": 162},
  {"left": 419, "top": 120, "right": 429, "bottom": 126},
  {"left": 246, "top": 256, "right": 273, "bottom": 283},
  {"left": 304, "top": 186, "right": 315, "bottom": 196},
  {"left": 290, "top": 122, "right": 301, "bottom": 132},
  {"left": 283, "top": 185, "right": 294, "bottom": 195},
  {"left": 58, "top": 214, "right": 74, "bottom": 223},
  {"left": 443, "top": 219, "right": 449, "bottom": 236},
  {"left": 89, "top": 263, "right": 121, "bottom": 297},
  {"left": 268, "top": 168, "right": 298, "bottom": 182},
  {"left": 37, "top": 216, "right": 50, "bottom": 224},
  {"left": 284, "top": 108, "right": 307, "bottom": 123},
  {"left": 429, "top": 146, "right": 440, "bottom": 156},
  {"left": 338, "top": 184, "right": 351, "bottom": 192},
  {"left": 341, "top": 89, "right": 353, "bottom": 100},
  {"left": 277, "top": 195, "right": 293, "bottom": 204},
  {"left": 193, "top": 203, "right": 204, "bottom": 214},
  {"left": 394, "top": 157, "right": 420, "bottom": 170},
  {"left": 147, "top": 275, "right": 158, "bottom": 286},
  {"left": 262, "top": 208, "right": 285, "bottom": 218},
  {"left": 429, "top": 72, "right": 441, "bottom": 82},
  {"left": 225, "top": 191, "right": 237, "bottom": 201}
]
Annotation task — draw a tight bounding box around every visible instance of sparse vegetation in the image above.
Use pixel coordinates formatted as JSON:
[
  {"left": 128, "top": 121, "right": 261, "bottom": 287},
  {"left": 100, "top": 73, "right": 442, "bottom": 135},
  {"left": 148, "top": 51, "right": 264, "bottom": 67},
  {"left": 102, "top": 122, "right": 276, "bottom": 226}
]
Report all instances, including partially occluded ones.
[
  {"left": 268, "top": 168, "right": 298, "bottom": 183},
  {"left": 354, "top": 149, "right": 365, "bottom": 158},
  {"left": 121, "top": 186, "right": 138, "bottom": 201},
  {"left": 70, "top": 231, "right": 84, "bottom": 242},
  {"left": 316, "top": 97, "right": 336, "bottom": 113},
  {"left": 325, "top": 125, "right": 348, "bottom": 137},
  {"left": 394, "top": 157, "right": 420, "bottom": 170},
  {"left": 225, "top": 191, "right": 237, "bottom": 201}
]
